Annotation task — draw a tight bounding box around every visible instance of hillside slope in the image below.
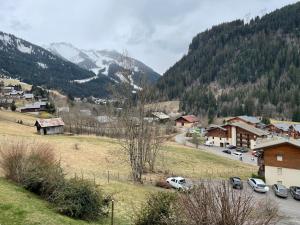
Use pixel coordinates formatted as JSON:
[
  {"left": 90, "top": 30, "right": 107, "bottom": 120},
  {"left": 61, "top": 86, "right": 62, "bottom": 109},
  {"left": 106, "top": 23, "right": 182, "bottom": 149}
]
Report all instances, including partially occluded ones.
[
  {"left": 0, "top": 32, "right": 115, "bottom": 98},
  {"left": 156, "top": 2, "right": 300, "bottom": 120},
  {"left": 46, "top": 42, "right": 161, "bottom": 88}
]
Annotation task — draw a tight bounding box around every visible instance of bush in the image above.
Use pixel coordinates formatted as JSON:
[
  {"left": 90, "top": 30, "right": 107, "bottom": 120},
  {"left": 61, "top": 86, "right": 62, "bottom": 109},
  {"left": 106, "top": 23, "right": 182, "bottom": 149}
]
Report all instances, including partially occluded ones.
[
  {"left": 0, "top": 141, "right": 28, "bottom": 183},
  {"left": 155, "top": 180, "right": 172, "bottom": 189},
  {"left": 0, "top": 140, "right": 109, "bottom": 221},
  {"left": 50, "top": 179, "right": 109, "bottom": 221},
  {"left": 135, "top": 192, "right": 176, "bottom": 225}
]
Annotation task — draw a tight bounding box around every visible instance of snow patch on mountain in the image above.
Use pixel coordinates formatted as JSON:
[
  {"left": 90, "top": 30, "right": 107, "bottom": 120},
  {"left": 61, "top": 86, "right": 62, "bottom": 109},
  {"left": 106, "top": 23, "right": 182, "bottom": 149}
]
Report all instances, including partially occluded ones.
[
  {"left": 37, "top": 62, "right": 48, "bottom": 69},
  {"left": 0, "top": 33, "right": 12, "bottom": 46}
]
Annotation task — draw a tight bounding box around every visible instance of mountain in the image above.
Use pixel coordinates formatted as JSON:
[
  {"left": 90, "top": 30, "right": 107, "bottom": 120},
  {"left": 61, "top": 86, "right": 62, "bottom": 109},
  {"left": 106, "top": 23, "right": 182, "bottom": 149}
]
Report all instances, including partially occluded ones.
[
  {"left": 156, "top": 2, "right": 300, "bottom": 121},
  {"left": 0, "top": 31, "right": 113, "bottom": 97},
  {"left": 45, "top": 42, "right": 161, "bottom": 88}
]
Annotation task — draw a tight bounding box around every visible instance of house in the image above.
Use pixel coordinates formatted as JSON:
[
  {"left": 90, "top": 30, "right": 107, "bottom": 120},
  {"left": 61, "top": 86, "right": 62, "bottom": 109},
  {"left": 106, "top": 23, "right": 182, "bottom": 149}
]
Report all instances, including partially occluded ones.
[
  {"left": 226, "top": 115, "right": 261, "bottom": 127},
  {"left": 151, "top": 112, "right": 170, "bottom": 123},
  {"left": 23, "top": 93, "right": 34, "bottom": 100},
  {"left": 206, "top": 122, "right": 269, "bottom": 149},
  {"left": 20, "top": 102, "right": 47, "bottom": 113},
  {"left": 35, "top": 118, "right": 64, "bottom": 135},
  {"left": 175, "top": 115, "right": 199, "bottom": 128},
  {"left": 265, "top": 123, "right": 290, "bottom": 136},
  {"left": 254, "top": 139, "right": 300, "bottom": 187},
  {"left": 289, "top": 124, "right": 300, "bottom": 139}
]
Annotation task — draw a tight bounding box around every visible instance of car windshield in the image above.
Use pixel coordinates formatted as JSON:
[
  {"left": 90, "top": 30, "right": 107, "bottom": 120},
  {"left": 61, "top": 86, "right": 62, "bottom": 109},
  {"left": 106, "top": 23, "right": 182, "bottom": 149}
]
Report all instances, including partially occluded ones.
[
  {"left": 233, "top": 178, "right": 241, "bottom": 183},
  {"left": 257, "top": 184, "right": 265, "bottom": 188},
  {"left": 179, "top": 179, "right": 186, "bottom": 184},
  {"left": 296, "top": 189, "right": 300, "bottom": 194}
]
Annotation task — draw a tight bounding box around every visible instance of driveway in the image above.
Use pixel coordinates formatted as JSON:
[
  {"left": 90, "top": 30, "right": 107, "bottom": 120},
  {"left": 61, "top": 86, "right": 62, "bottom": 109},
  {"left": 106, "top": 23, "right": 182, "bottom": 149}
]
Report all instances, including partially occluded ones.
[{"left": 175, "top": 132, "right": 257, "bottom": 166}]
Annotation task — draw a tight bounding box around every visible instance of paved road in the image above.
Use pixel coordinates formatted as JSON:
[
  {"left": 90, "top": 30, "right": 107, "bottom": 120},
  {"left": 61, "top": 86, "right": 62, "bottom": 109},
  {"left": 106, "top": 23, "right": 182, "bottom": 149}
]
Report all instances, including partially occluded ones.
[{"left": 175, "top": 132, "right": 257, "bottom": 166}]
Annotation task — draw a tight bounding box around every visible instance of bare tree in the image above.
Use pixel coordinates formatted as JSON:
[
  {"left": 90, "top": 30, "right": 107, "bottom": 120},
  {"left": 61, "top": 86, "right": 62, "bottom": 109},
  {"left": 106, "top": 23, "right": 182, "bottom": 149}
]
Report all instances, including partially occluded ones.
[
  {"left": 112, "top": 50, "right": 165, "bottom": 183},
  {"left": 169, "top": 181, "right": 279, "bottom": 225}
]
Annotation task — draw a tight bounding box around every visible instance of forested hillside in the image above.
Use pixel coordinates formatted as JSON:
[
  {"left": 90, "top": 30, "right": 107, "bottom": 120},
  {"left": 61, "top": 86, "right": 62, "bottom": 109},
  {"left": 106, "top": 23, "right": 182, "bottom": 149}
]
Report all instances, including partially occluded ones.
[{"left": 156, "top": 2, "right": 300, "bottom": 121}]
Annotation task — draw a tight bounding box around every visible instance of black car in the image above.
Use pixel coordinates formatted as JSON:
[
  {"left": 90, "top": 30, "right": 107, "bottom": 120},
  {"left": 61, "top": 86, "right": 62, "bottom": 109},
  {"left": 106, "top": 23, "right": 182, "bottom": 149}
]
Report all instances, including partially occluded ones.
[
  {"left": 290, "top": 186, "right": 300, "bottom": 200},
  {"left": 236, "top": 147, "right": 249, "bottom": 153},
  {"left": 222, "top": 149, "right": 231, "bottom": 154},
  {"left": 227, "top": 145, "right": 236, "bottom": 150},
  {"left": 229, "top": 177, "right": 243, "bottom": 189}
]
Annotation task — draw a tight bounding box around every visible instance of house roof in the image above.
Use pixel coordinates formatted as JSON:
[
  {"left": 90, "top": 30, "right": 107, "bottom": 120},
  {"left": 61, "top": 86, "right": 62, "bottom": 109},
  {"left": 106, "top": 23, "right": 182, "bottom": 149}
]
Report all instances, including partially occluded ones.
[
  {"left": 35, "top": 118, "right": 64, "bottom": 128},
  {"left": 23, "top": 93, "right": 34, "bottom": 98},
  {"left": 291, "top": 124, "right": 300, "bottom": 132},
  {"left": 21, "top": 102, "right": 47, "bottom": 110},
  {"left": 231, "top": 122, "right": 269, "bottom": 136},
  {"left": 152, "top": 112, "right": 170, "bottom": 120},
  {"left": 228, "top": 115, "right": 261, "bottom": 124},
  {"left": 253, "top": 138, "right": 300, "bottom": 150},
  {"left": 272, "top": 123, "right": 290, "bottom": 132},
  {"left": 207, "top": 124, "right": 227, "bottom": 131},
  {"left": 178, "top": 115, "right": 199, "bottom": 123}
]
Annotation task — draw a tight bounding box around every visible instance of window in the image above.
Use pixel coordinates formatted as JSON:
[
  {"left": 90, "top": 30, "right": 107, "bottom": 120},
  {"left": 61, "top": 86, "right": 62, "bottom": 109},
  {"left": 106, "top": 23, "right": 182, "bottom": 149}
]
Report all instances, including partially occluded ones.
[
  {"left": 277, "top": 168, "right": 282, "bottom": 175},
  {"left": 220, "top": 137, "right": 222, "bottom": 140},
  {"left": 277, "top": 154, "right": 283, "bottom": 161}
]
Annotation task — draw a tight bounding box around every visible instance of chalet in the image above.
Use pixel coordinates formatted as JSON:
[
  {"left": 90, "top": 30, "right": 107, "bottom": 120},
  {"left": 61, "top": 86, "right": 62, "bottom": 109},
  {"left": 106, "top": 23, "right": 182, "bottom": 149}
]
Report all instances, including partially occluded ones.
[
  {"left": 289, "top": 124, "right": 300, "bottom": 139},
  {"left": 23, "top": 93, "right": 34, "bottom": 100},
  {"left": 151, "top": 112, "right": 170, "bottom": 123},
  {"left": 35, "top": 118, "right": 64, "bottom": 135},
  {"left": 265, "top": 123, "right": 290, "bottom": 136},
  {"left": 206, "top": 122, "right": 269, "bottom": 149},
  {"left": 254, "top": 139, "right": 300, "bottom": 187},
  {"left": 20, "top": 102, "right": 47, "bottom": 113},
  {"left": 175, "top": 115, "right": 199, "bottom": 128},
  {"left": 226, "top": 115, "right": 261, "bottom": 127}
]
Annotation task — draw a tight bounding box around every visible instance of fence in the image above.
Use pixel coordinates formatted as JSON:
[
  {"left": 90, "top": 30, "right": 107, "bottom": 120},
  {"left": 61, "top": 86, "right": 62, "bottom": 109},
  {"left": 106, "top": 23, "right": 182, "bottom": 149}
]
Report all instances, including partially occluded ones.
[{"left": 71, "top": 167, "right": 258, "bottom": 186}]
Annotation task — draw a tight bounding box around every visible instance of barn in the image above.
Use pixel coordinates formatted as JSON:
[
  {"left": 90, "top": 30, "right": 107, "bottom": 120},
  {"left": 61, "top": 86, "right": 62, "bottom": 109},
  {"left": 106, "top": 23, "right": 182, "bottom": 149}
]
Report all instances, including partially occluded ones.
[{"left": 35, "top": 118, "right": 64, "bottom": 135}]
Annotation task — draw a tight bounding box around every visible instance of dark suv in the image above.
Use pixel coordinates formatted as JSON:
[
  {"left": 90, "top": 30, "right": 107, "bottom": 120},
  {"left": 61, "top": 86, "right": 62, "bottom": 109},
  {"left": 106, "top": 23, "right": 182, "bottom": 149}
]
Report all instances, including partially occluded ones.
[
  {"left": 236, "top": 147, "right": 249, "bottom": 153},
  {"left": 229, "top": 177, "right": 243, "bottom": 189}
]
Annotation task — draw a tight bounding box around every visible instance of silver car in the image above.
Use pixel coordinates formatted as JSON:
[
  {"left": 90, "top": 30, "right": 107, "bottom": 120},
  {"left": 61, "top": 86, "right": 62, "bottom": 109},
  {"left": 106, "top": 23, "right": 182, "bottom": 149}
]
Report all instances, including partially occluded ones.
[
  {"left": 272, "top": 184, "right": 288, "bottom": 198},
  {"left": 248, "top": 178, "right": 269, "bottom": 193}
]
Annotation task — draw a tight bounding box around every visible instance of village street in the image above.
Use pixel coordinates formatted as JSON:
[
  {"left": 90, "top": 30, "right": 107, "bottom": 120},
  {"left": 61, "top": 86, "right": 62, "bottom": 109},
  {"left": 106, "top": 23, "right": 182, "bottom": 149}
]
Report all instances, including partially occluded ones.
[{"left": 174, "top": 132, "right": 258, "bottom": 166}]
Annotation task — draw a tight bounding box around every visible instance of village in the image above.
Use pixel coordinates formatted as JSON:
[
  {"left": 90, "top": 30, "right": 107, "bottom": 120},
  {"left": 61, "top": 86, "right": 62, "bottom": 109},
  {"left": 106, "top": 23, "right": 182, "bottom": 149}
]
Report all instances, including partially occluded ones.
[{"left": 0, "top": 78, "right": 299, "bottom": 224}]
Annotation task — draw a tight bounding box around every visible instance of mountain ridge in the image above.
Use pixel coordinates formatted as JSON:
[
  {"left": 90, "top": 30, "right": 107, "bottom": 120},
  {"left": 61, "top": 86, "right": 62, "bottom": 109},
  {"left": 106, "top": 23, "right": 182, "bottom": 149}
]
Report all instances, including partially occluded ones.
[{"left": 156, "top": 2, "right": 300, "bottom": 121}]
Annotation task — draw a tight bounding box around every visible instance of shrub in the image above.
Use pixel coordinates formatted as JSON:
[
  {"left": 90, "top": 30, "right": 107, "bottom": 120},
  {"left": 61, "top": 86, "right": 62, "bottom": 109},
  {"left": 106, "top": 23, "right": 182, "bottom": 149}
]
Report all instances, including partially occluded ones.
[
  {"left": 135, "top": 192, "right": 176, "bottom": 225},
  {"left": 0, "top": 141, "right": 28, "bottom": 183},
  {"left": 50, "top": 179, "right": 109, "bottom": 221},
  {"left": 155, "top": 180, "right": 172, "bottom": 189}
]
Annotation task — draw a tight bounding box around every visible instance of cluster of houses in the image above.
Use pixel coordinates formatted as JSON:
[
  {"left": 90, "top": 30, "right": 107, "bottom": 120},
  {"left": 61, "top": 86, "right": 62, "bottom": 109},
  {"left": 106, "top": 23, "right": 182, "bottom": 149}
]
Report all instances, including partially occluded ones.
[{"left": 0, "top": 84, "right": 49, "bottom": 113}]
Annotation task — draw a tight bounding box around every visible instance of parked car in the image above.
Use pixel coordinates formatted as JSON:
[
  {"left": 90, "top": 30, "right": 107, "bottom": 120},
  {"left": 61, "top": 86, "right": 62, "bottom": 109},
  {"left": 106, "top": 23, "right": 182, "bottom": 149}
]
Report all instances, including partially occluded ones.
[
  {"left": 247, "top": 178, "right": 269, "bottom": 193},
  {"left": 272, "top": 184, "right": 288, "bottom": 198},
  {"left": 222, "top": 149, "right": 232, "bottom": 154},
  {"left": 290, "top": 186, "right": 300, "bottom": 200},
  {"left": 229, "top": 177, "right": 243, "bottom": 189},
  {"left": 166, "top": 177, "right": 192, "bottom": 191},
  {"left": 236, "top": 147, "right": 249, "bottom": 153},
  {"left": 232, "top": 151, "right": 243, "bottom": 157},
  {"left": 227, "top": 145, "right": 236, "bottom": 149},
  {"left": 205, "top": 140, "right": 213, "bottom": 146}
]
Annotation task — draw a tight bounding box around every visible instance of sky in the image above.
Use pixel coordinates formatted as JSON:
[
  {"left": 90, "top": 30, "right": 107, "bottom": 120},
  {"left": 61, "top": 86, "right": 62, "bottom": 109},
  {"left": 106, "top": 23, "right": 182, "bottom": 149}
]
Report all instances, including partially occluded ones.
[{"left": 0, "top": 0, "right": 298, "bottom": 74}]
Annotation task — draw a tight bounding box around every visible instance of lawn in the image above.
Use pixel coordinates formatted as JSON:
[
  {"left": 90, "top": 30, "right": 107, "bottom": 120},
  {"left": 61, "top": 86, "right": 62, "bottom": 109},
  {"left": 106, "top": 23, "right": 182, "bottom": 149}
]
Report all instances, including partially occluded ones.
[{"left": 0, "top": 110, "right": 257, "bottom": 224}]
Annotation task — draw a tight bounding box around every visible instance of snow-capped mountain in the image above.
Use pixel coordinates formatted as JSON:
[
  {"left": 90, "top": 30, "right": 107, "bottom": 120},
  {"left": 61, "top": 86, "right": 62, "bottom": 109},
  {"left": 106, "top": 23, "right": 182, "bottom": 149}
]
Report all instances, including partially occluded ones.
[
  {"left": 0, "top": 31, "right": 112, "bottom": 97},
  {"left": 45, "top": 42, "right": 161, "bottom": 88}
]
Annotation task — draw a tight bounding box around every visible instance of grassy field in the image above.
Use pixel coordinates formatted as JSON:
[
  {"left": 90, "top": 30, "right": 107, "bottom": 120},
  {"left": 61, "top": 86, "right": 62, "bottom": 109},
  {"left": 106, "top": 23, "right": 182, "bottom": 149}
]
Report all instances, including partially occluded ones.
[
  {"left": 0, "top": 110, "right": 256, "bottom": 225},
  {"left": 1, "top": 78, "right": 32, "bottom": 91}
]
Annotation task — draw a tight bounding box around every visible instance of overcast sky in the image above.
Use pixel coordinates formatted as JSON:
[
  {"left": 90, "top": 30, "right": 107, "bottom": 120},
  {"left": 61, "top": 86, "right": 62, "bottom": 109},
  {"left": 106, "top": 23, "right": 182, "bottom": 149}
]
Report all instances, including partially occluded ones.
[{"left": 0, "top": 0, "right": 298, "bottom": 74}]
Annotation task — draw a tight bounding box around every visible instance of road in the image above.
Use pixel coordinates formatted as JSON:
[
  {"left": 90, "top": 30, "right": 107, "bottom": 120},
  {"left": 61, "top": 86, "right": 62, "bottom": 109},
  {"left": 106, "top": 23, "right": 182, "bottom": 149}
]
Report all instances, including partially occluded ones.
[
  {"left": 175, "top": 132, "right": 300, "bottom": 224},
  {"left": 175, "top": 132, "right": 257, "bottom": 166}
]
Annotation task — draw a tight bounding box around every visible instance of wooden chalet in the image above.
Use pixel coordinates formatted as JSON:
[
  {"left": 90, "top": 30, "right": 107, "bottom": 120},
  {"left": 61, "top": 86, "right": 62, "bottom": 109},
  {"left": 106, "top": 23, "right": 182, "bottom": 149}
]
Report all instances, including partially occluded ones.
[
  {"left": 175, "top": 115, "right": 199, "bottom": 128},
  {"left": 35, "top": 118, "right": 64, "bottom": 135}
]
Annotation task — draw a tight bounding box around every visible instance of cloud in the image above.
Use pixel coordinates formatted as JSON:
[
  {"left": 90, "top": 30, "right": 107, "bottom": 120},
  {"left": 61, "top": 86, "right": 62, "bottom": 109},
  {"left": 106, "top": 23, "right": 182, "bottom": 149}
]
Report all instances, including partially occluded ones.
[{"left": 0, "top": 0, "right": 298, "bottom": 73}]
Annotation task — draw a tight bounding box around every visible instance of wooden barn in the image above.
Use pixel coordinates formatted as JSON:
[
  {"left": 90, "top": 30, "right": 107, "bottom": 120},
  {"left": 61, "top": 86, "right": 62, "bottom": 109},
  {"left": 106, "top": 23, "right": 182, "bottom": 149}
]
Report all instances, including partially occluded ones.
[{"left": 35, "top": 118, "right": 64, "bottom": 135}]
